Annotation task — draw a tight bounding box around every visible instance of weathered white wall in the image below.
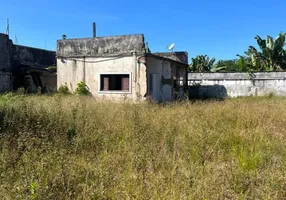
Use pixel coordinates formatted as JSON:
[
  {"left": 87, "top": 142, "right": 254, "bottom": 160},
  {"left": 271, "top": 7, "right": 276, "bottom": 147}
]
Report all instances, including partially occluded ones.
[
  {"left": 57, "top": 55, "right": 147, "bottom": 101},
  {"left": 188, "top": 72, "right": 286, "bottom": 98},
  {"left": 57, "top": 54, "right": 186, "bottom": 102},
  {"left": 147, "top": 57, "right": 172, "bottom": 102}
]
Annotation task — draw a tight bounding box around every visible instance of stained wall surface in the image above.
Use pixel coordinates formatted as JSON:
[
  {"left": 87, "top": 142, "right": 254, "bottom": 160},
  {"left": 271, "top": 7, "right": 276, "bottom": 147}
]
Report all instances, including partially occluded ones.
[{"left": 188, "top": 72, "right": 286, "bottom": 98}]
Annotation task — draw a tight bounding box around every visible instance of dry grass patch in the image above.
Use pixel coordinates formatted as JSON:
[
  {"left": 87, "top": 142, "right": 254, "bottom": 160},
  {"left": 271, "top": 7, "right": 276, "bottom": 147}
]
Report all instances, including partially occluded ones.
[{"left": 0, "top": 94, "right": 286, "bottom": 199}]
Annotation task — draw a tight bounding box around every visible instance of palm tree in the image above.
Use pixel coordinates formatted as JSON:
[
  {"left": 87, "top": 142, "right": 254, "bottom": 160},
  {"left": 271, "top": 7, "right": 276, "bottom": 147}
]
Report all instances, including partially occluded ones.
[
  {"left": 246, "top": 32, "right": 286, "bottom": 71},
  {"left": 189, "top": 55, "right": 216, "bottom": 72}
]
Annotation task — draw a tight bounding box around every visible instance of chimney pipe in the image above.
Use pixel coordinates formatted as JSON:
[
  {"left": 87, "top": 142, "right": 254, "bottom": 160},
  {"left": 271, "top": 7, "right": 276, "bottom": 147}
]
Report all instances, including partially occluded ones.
[
  {"left": 93, "top": 22, "right": 96, "bottom": 38},
  {"left": 145, "top": 42, "right": 149, "bottom": 53}
]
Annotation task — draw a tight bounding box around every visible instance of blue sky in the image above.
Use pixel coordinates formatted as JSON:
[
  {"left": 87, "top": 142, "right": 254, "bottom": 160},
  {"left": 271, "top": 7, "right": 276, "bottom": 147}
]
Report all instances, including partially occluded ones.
[{"left": 1, "top": 0, "right": 286, "bottom": 61}]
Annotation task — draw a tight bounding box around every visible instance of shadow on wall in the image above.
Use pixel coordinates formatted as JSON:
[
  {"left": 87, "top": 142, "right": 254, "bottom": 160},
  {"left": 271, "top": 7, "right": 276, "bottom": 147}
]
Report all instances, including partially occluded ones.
[{"left": 188, "top": 85, "right": 228, "bottom": 99}]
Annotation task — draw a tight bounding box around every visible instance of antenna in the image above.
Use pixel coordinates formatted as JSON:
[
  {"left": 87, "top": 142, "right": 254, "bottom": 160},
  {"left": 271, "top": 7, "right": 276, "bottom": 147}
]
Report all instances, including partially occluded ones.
[
  {"left": 166, "top": 43, "right": 175, "bottom": 52},
  {"left": 15, "top": 35, "right": 19, "bottom": 45},
  {"left": 6, "top": 19, "right": 9, "bottom": 36}
]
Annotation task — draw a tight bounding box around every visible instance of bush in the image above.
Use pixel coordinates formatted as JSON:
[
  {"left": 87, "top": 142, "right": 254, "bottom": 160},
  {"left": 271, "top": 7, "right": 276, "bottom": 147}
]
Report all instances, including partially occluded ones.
[
  {"left": 57, "top": 83, "right": 71, "bottom": 95},
  {"left": 16, "top": 87, "right": 26, "bottom": 95},
  {"left": 46, "top": 66, "right": 57, "bottom": 73},
  {"left": 37, "top": 87, "right": 42, "bottom": 95},
  {"left": 74, "top": 82, "right": 91, "bottom": 96}
]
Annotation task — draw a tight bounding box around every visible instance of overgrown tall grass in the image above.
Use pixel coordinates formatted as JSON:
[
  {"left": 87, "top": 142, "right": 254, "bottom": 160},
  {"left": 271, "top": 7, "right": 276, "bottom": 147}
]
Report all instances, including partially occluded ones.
[{"left": 1, "top": 94, "right": 286, "bottom": 199}]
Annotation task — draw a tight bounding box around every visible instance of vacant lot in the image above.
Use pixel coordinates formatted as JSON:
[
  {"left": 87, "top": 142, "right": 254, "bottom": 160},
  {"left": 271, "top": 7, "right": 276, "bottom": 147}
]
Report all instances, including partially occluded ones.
[{"left": 1, "top": 94, "right": 286, "bottom": 199}]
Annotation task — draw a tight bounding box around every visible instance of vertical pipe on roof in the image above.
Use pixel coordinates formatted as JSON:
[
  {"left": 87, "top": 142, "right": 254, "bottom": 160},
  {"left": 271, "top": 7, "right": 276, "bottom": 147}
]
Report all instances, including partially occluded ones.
[{"left": 93, "top": 23, "right": 96, "bottom": 38}]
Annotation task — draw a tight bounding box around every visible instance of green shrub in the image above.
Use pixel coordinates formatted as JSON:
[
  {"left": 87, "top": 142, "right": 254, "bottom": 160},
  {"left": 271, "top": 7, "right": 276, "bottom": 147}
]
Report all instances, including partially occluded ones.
[
  {"left": 74, "top": 81, "right": 91, "bottom": 96},
  {"left": 16, "top": 87, "right": 26, "bottom": 94},
  {"left": 37, "top": 87, "right": 42, "bottom": 95},
  {"left": 57, "top": 83, "right": 71, "bottom": 95},
  {"left": 46, "top": 66, "right": 57, "bottom": 73}
]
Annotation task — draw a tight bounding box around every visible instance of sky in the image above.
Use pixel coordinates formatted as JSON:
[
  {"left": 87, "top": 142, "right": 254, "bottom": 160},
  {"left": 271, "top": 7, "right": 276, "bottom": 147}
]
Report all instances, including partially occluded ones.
[{"left": 1, "top": 0, "right": 286, "bottom": 61}]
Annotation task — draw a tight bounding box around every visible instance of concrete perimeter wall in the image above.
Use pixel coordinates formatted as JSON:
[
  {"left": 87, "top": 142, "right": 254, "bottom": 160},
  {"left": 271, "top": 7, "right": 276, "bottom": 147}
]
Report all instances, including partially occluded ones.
[{"left": 188, "top": 72, "right": 286, "bottom": 98}]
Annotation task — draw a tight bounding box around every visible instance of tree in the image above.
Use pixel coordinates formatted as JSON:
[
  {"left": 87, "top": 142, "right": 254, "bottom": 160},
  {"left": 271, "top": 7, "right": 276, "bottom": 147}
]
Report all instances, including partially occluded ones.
[
  {"left": 244, "top": 32, "right": 286, "bottom": 71},
  {"left": 214, "top": 33, "right": 286, "bottom": 72},
  {"left": 189, "top": 55, "right": 216, "bottom": 72},
  {"left": 235, "top": 55, "right": 252, "bottom": 72},
  {"left": 212, "top": 57, "right": 252, "bottom": 72},
  {"left": 211, "top": 59, "right": 239, "bottom": 72},
  {"left": 189, "top": 32, "right": 286, "bottom": 72},
  {"left": 62, "top": 34, "right": 67, "bottom": 40}
]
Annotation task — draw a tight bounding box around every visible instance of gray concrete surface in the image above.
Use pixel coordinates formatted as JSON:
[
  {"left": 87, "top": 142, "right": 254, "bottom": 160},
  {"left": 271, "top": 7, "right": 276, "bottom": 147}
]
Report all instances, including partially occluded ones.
[
  {"left": 57, "top": 34, "right": 145, "bottom": 58},
  {"left": 188, "top": 72, "right": 286, "bottom": 98}
]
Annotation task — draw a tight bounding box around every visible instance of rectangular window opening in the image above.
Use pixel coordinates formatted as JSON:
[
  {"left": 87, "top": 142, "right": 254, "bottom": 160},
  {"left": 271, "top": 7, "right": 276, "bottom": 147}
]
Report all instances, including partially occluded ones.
[{"left": 100, "top": 74, "right": 130, "bottom": 92}]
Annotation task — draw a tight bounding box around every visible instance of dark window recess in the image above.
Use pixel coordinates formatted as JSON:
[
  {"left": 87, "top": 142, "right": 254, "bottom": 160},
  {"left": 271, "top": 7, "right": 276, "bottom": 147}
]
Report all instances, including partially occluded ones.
[{"left": 100, "top": 74, "right": 130, "bottom": 91}]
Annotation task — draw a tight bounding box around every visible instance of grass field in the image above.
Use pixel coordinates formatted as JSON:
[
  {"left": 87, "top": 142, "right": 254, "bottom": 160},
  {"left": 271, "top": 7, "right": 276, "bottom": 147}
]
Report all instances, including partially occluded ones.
[{"left": 1, "top": 94, "right": 286, "bottom": 199}]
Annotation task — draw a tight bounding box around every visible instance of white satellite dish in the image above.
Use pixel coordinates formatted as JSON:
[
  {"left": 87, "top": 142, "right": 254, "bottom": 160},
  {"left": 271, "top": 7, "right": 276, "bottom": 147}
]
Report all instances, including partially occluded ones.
[
  {"left": 61, "top": 58, "right": 67, "bottom": 64},
  {"left": 166, "top": 43, "right": 175, "bottom": 52}
]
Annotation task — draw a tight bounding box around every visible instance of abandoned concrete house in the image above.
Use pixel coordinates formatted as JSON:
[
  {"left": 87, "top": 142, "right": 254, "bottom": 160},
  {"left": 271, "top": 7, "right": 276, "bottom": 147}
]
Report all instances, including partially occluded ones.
[
  {"left": 57, "top": 33, "right": 188, "bottom": 102},
  {"left": 0, "top": 33, "right": 56, "bottom": 93}
]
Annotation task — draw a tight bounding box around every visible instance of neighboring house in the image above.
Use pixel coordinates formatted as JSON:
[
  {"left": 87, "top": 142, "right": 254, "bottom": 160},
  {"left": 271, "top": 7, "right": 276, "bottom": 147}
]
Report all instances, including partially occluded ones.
[
  {"left": 57, "top": 34, "right": 188, "bottom": 102},
  {"left": 0, "top": 33, "right": 56, "bottom": 93}
]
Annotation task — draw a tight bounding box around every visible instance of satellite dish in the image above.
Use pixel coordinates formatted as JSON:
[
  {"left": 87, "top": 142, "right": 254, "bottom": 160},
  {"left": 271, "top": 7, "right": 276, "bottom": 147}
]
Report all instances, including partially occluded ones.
[
  {"left": 61, "top": 58, "right": 67, "bottom": 64},
  {"left": 166, "top": 43, "right": 175, "bottom": 52}
]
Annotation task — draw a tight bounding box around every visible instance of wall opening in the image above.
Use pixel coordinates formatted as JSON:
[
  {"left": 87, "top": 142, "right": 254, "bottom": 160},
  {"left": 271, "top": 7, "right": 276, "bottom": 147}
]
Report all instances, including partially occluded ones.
[{"left": 100, "top": 74, "right": 130, "bottom": 92}]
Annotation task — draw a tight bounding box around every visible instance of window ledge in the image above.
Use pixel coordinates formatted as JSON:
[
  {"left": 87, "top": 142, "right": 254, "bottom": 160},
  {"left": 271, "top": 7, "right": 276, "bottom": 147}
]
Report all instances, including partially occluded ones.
[{"left": 99, "top": 91, "right": 131, "bottom": 94}]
